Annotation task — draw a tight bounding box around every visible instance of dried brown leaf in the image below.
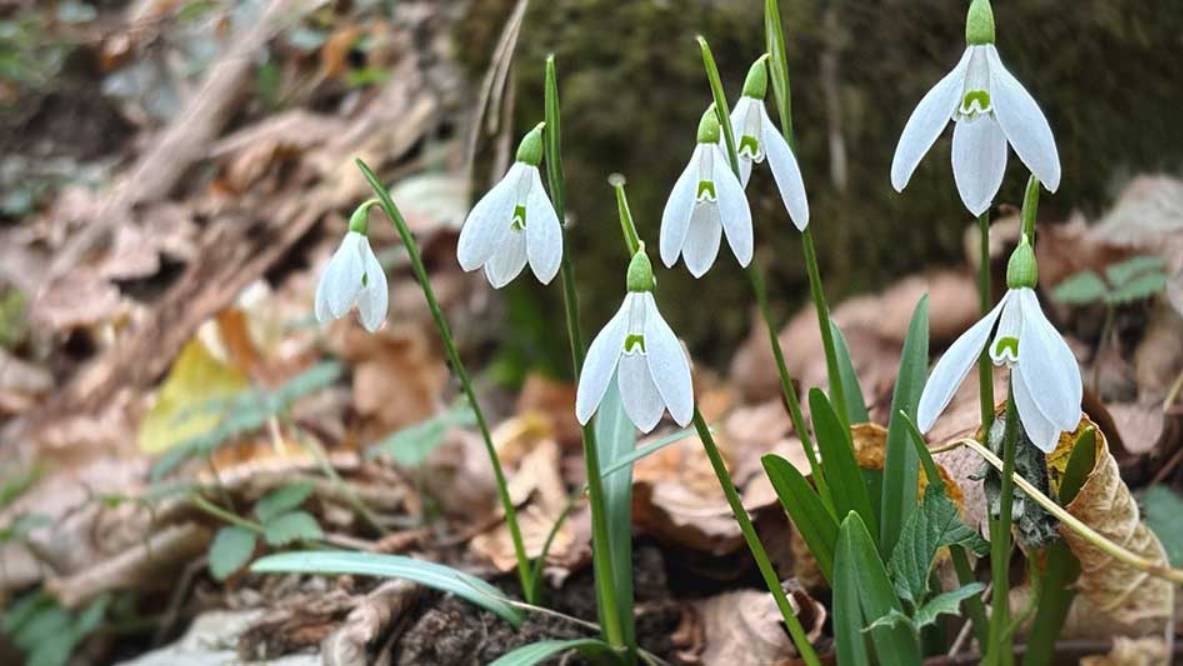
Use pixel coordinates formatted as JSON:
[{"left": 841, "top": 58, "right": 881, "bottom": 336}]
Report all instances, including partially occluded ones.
[{"left": 688, "top": 585, "right": 825, "bottom": 665}]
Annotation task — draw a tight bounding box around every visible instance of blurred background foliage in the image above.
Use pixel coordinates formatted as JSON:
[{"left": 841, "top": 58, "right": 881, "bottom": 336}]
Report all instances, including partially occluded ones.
[{"left": 459, "top": 0, "right": 1183, "bottom": 372}]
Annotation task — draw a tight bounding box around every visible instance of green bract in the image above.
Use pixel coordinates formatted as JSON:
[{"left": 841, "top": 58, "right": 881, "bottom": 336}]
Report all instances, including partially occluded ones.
[
  {"left": 1006, "top": 237, "right": 1038, "bottom": 289},
  {"left": 696, "top": 106, "right": 721, "bottom": 144},
  {"left": 965, "top": 0, "right": 995, "bottom": 45},
  {"left": 515, "top": 122, "right": 546, "bottom": 166},
  {"left": 741, "top": 55, "right": 769, "bottom": 99},
  {"left": 626, "top": 248, "right": 654, "bottom": 292}
]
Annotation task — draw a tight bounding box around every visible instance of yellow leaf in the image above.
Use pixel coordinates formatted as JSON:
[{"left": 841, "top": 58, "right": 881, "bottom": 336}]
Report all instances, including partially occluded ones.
[{"left": 137, "top": 337, "right": 250, "bottom": 454}]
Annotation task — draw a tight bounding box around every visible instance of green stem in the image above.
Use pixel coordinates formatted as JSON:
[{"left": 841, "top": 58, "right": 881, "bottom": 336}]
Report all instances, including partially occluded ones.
[
  {"left": 544, "top": 55, "right": 627, "bottom": 652},
  {"left": 1020, "top": 175, "right": 1040, "bottom": 240},
  {"left": 356, "top": 160, "right": 534, "bottom": 603},
  {"left": 977, "top": 213, "right": 995, "bottom": 432},
  {"left": 692, "top": 409, "right": 821, "bottom": 666},
  {"left": 190, "top": 494, "right": 263, "bottom": 534},
  {"left": 986, "top": 384, "right": 1019, "bottom": 666}
]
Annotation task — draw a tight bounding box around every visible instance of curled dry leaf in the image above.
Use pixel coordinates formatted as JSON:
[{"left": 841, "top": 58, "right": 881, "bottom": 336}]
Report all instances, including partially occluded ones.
[
  {"left": 1058, "top": 418, "right": 1175, "bottom": 636},
  {"left": 683, "top": 584, "right": 825, "bottom": 666}
]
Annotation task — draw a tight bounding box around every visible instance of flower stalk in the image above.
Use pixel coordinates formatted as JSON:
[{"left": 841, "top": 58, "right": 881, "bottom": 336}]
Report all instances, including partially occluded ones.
[
  {"left": 987, "top": 386, "right": 1020, "bottom": 666},
  {"left": 355, "top": 159, "right": 535, "bottom": 602}
]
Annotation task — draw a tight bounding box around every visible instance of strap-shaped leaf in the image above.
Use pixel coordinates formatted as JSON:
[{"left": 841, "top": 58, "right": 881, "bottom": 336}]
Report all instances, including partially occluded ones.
[
  {"left": 762, "top": 453, "right": 838, "bottom": 582},
  {"left": 880, "top": 295, "right": 929, "bottom": 556},
  {"left": 830, "top": 319, "right": 869, "bottom": 424},
  {"left": 489, "top": 639, "right": 616, "bottom": 666},
  {"left": 251, "top": 551, "right": 524, "bottom": 627},
  {"left": 811, "top": 389, "right": 878, "bottom": 543}
]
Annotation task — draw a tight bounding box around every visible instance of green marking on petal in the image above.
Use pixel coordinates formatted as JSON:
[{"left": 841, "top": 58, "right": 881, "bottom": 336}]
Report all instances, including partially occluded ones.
[
  {"left": 624, "top": 334, "right": 646, "bottom": 354},
  {"left": 696, "top": 180, "right": 717, "bottom": 201},
  {"left": 961, "top": 90, "right": 991, "bottom": 115},
  {"left": 511, "top": 205, "right": 526, "bottom": 231},
  {"left": 738, "top": 135, "right": 760, "bottom": 157},
  {"left": 993, "top": 336, "right": 1019, "bottom": 360}
]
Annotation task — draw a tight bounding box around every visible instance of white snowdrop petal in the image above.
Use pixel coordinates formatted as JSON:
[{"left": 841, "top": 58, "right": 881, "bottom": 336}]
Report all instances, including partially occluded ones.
[
  {"left": 483, "top": 228, "right": 528, "bottom": 288},
  {"left": 917, "top": 292, "right": 1010, "bottom": 431},
  {"left": 760, "top": 106, "right": 810, "bottom": 230},
  {"left": 525, "top": 169, "right": 562, "bottom": 284},
  {"left": 324, "top": 233, "right": 366, "bottom": 319},
  {"left": 951, "top": 115, "right": 1008, "bottom": 216},
  {"left": 356, "top": 239, "right": 389, "bottom": 332},
  {"left": 457, "top": 165, "right": 519, "bottom": 271},
  {"left": 1013, "top": 370, "right": 1061, "bottom": 453},
  {"left": 618, "top": 351, "right": 665, "bottom": 433},
  {"left": 575, "top": 297, "right": 630, "bottom": 425},
  {"left": 985, "top": 46, "right": 1061, "bottom": 192},
  {"left": 681, "top": 202, "right": 723, "bottom": 278},
  {"left": 729, "top": 98, "right": 756, "bottom": 188},
  {"left": 1015, "top": 289, "right": 1082, "bottom": 431},
  {"left": 660, "top": 147, "right": 702, "bottom": 268},
  {"left": 712, "top": 148, "right": 754, "bottom": 267},
  {"left": 890, "top": 47, "right": 973, "bottom": 192},
  {"left": 990, "top": 291, "right": 1023, "bottom": 365},
  {"left": 314, "top": 261, "right": 334, "bottom": 323},
  {"left": 641, "top": 293, "right": 693, "bottom": 427}
]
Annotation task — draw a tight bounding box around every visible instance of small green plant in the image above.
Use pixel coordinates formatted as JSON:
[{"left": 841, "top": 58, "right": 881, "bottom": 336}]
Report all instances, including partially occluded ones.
[
  {"left": 203, "top": 480, "right": 324, "bottom": 581},
  {"left": 1052, "top": 255, "right": 1169, "bottom": 307},
  {"left": 1, "top": 591, "right": 110, "bottom": 666}
]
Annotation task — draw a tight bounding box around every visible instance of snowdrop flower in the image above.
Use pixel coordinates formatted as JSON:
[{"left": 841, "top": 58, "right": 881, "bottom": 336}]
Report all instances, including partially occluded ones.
[
  {"left": 660, "top": 106, "right": 752, "bottom": 277},
  {"left": 917, "top": 239, "right": 1081, "bottom": 452},
  {"left": 890, "top": 0, "right": 1060, "bottom": 216},
  {"left": 457, "top": 123, "right": 562, "bottom": 288},
  {"left": 576, "top": 249, "right": 693, "bottom": 433},
  {"left": 727, "top": 56, "right": 809, "bottom": 230},
  {"left": 314, "top": 200, "right": 388, "bottom": 332}
]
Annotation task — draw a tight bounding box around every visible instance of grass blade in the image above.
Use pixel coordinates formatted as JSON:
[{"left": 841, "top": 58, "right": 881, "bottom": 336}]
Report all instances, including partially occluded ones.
[
  {"left": 762, "top": 454, "right": 839, "bottom": 583},
  {"left": 810, "top": 388, "right": 878, "bottom": 543},
  {"left": 880, "top": 295, "right": 929, "bottom": 556},
  {"left": 251, "top": 551, "right": 524, "bottom": 627},
  {"left": 490, "top": 639, "right": 617, "bottom": 666}
]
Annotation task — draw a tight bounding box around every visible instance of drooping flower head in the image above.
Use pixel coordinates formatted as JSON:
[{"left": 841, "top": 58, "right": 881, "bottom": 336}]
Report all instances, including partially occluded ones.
[
  {"left": 576, "top": 247, "right": 694, "bottom": 433},
  {"left": 917, "top": 237, "right": 1082, "bottom": 451},
  {"left": 457, "top": 123, "right": 562, "bottom": 288},
  {"left": 728, "top": 55, "right": 809, "bottom": 230},
  {"left": 315, "top": 200, "right": 389, "bottom": 332},
  {"left": 660, "top": 106, "right": 753, "bottom": 278},
  {"left": 891, "top": 0, "right": 1060, "bottom": 216}
]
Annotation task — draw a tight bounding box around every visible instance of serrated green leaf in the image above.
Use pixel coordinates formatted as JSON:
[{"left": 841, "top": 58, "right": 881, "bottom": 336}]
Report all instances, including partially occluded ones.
[
  {"left": 254, "top": 481, "right": 316, "bottom": 523},
  {"left": 762, "top": 453, "right": 838, "bottom": 583},
  {"left": 488, "top": 638, "right": 616, "bottom": 665},
  {"left": 262, "top": 511, "right": 322, "bottom": 547},
  {"left": 889, "top": 485, "right": 989, "bottom": 603},
  {"left": 1143, "top": 485, "right": 1183, "bottom": 567},
  {"left": 862, "top": 608, "right": 914, "bottom": 634},
  {"left": 835, "top": 512, "right": 921, "bottom": 665},
  {"left": 366, "top": 401, "right": 476, "bottom": 468},
  {"left": 1051, "top": 270, "right": 1108, "bottom": 305},
  {"left": 1106, "top": 271, "right": 1167, "bottom": 304},
  {"left": 811, "top": 389, "right": 878, "bottom": 544},
  {"left": 594, "top": 381, "right": 637, "bottom": 649},
  {"left": 1104, "top": 255, "right": 1166, "bottom": 287},
  {"left": 881, "top": 296, "right": 929, "bottom": 557},
  {"left": 830, "top": 319, "right": 870, "bottom": 424},
  {"left": 208, "top": 526, "right": 257, "bottom": 580},
  {"left": 911, "top": 583, "right": 985, "bottom": 629},
  {"left": 251, "top": 551, "right": 524, "bottom": 626}
]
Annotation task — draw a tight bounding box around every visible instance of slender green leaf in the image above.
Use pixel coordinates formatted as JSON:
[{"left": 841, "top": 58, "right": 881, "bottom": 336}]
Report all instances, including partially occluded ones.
[
  {"left": 811, "top": 389, "right": 878, "bottom": 543},
  {"left": 830, "top": 319, "right": 869, "bottom": 424},
  {"left": 1051, "top": 270, "right": 1108, "bottom": 305},
  {"left": 890, "top": 485, "right": 989, "bottom": 603},
  {"left": 208, "top": 526, "right": 257, "bottom": 580},
  {"left": 489, "top": 639, "right": 616, "bottom": 666},
  {"left": 836, "top": 512, "right": 922, "bottom": 665},
  {"left": 1059, "top": 427, "right": 1096, "bottom": 505},
  {"left": 881, "top": 295, "right": 929, "bottom": 556},
  {"left": 595, "top": 382, "right": 637, "bottom": 650},
  {"left": 602, "top": 427, "right": 695, "bottom": 478},
  {"left": 251, "top": 551, "right": 524, "bottom": 626},
  {"left": 833, "top": 528, "right": 872, "bottom": 666},
  {"left": 1143, "top": 485, "right": 1183, "bottom": 567},
  {"left": 762, "top": 453, "right": 838, "bottom": 582},
  {"left": 254, "top": 481, "right": 315, "bottom": 523},
  {"left": 261, "top": 510, "right": 323, "bottom": 546},
  {"left": 1021, "top": 541, "right": 1080, "bottom": 666}
]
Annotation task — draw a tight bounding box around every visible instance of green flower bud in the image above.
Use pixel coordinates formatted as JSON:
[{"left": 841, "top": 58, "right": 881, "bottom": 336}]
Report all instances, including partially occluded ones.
[
  {"left": 697, "top": 106, "right": 721, "bottom": 144},
  {"left": 965, "top": 0, "right": 996, "bottom": 46},
  {"left": 1006, "top": 236, "right": 1038, "bottom": 289},
  {"left": 515, "top": 122, "right": 546, "bottom": 166},
  {"left": 626, "top": 244, "right": 655, "bottom": 292},
  {"left": 349, "top": 199, "right": 380, "bottom": 234},
  {"left": 741, "top": 55, "right": 769, "bottom": 99}
]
